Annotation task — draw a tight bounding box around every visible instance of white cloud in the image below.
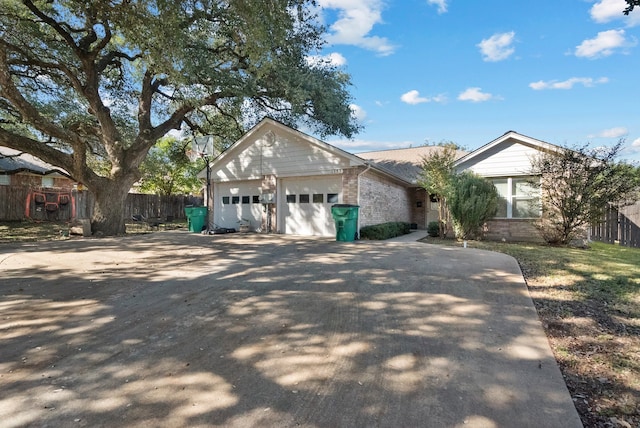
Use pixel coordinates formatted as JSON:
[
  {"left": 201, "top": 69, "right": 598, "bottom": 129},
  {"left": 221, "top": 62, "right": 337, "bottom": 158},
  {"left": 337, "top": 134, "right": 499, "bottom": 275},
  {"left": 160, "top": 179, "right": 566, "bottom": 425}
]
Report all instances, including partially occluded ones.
[
  {"left": 306, "top": 52, "right": 347, "bottom": 67},
  {"left": 401, "top": 90, "right": 429, "bottom": 105},
  {"left": 350, "top": 103, "right": 367, "bottom": 123},
  {"left": 574, "top": 29, "right": 634, "bottom": 58},
  {"left": 427, "top": 0, "right": 448, "bottom": 14},
  {"left": 400, "top": 90, "right": 447, "bottom": 105},
  {"left": 529, "top": 77, "right": 609, "bottom": 90},
  {"left": 590, "top": 0, "right": 640, "bottom": 26},
  {"left": 477, "top": 31, "right": 516, "bottom": 62},
  {"left": 319, "top": 0, "right": 396, "bottom": 56},
  {"left": 589, "top": 127, "right": 629, "bottom": 138},
  {"left": 633, "top": 138, "right": 640, "bottom": 147},
  {"left": 458, "top": 87, "right": 494, "bottom": 102}
]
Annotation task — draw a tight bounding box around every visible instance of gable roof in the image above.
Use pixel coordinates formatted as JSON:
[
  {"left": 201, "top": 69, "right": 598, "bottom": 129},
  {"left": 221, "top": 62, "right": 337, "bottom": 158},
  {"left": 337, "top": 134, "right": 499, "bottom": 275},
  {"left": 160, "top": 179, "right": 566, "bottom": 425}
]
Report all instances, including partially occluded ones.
[
  {"left": 454, "top": 130, "right": 560, "bottom": 168},
  {"left": 0, "top": 147, "right": 71, "bottom": 177},
  {"left": 358, "top": 146, "right": 467, "bottom": 184},
  {"left": 207, "top": 118, "right": 415, "bottom": 185}
]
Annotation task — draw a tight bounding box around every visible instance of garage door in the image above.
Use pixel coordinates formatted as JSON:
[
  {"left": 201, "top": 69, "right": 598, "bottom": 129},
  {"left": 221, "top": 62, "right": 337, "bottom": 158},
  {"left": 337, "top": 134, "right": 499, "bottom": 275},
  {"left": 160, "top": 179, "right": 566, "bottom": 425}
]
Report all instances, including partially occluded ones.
[
  {"left": 215, "top": 180, "right": 263, "bottom": 231},
  {"left": 281, "top": 176, "right": 341, "bottom": 236}
]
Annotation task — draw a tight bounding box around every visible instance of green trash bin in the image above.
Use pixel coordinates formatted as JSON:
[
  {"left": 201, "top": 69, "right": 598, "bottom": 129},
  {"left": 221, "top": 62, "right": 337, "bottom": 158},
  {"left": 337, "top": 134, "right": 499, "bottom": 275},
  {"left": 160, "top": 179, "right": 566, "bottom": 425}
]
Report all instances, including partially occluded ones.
[
  {"left": 331, "top": 204, "right": 359, "bottom": 242},
  {"left": 184, "top": 206, "right": 208, "bottom": 233}
]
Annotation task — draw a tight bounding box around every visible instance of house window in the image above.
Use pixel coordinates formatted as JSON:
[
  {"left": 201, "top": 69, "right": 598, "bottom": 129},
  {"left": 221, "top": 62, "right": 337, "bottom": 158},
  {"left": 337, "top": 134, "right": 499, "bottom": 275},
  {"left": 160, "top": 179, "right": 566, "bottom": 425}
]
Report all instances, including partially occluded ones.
[
  {"left": 42, "top": 176, "right": 54, "bottom": 188},
  {"left": 286, "top": 194, "right": 296, "bottom": 203},
  {"left": 0, "top": 175, "right": 9, "bottom": 186},
  {"left": 232, "top": 196, "right": 240, "bottom": 204},
  {"left": 491, "top": 177, "right": 540, "bottom": 219},
  {"left": 327, "top": 193, "right": 338, "bottom": 203},
  {"left": 242, "top": 196, "right": 250, "bottom": 204},
  {"left": 222, "top": 196, "right": 230, "bottom": 205},
  {"left": 299, "top": 194, "right": 310, "bottom": 203},
  {"left": 313, "top": 194, "right": 324, "bottom": 203},
  {"left": 252, "top": 195, "right": 260, "bottom": 203}
]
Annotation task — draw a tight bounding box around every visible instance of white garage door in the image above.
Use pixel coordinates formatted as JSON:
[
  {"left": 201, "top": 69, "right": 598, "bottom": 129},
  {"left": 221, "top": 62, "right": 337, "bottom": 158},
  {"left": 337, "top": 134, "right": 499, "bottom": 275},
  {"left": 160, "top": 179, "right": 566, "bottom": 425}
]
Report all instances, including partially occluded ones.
[
  {"left": 215, "top": 180, "right": 263, "bottom": 231},
  {"left": 281, "top": 176, "right": 341, "bottom": 236}
]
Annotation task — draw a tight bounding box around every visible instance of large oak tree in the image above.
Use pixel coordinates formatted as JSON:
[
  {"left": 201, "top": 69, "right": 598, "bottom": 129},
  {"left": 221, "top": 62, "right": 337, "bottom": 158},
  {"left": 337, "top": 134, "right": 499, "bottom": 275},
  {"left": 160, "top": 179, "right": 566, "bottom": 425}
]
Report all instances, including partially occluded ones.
[{"left": 0, "top": 0, "right": 359, "bottom": 235}]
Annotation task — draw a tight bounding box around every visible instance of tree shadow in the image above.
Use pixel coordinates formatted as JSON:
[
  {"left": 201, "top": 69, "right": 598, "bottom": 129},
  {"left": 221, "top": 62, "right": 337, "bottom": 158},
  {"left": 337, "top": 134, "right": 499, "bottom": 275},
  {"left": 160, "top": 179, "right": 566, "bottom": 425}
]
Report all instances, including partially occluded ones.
[{"left": 0, "top": 233, "right": 580, "bottom": 427}]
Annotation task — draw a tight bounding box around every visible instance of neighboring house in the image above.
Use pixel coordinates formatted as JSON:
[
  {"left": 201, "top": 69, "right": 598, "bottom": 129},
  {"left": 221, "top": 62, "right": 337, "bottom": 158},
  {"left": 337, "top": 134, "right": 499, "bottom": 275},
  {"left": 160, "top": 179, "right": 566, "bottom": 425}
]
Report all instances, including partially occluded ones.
[
  {"left": 205, "top": 119, "right": 555, "bottom": 241},
  {"left": 0, "top": 147, "right": 77, "bottom": 221},
  {"left": 0, "top": 146, "right": 75, "bottom": 189}
]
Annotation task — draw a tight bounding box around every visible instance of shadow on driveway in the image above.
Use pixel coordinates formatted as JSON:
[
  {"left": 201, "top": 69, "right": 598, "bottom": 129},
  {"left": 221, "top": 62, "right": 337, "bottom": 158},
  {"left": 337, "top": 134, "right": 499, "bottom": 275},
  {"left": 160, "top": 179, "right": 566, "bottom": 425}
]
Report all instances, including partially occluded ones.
[{"left": 0, "top": 232, "right": 581, "bottom": 427}]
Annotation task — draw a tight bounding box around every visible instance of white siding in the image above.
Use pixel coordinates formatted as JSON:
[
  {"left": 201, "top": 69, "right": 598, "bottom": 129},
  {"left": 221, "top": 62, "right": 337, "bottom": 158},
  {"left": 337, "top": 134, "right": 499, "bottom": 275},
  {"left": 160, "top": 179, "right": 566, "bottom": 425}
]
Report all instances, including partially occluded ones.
[
  {"left": 212, "top": 124, "right": 350, "bottom": 182},
  {"left": 456, "top": 139, "right": 541, "bottom": 177}
]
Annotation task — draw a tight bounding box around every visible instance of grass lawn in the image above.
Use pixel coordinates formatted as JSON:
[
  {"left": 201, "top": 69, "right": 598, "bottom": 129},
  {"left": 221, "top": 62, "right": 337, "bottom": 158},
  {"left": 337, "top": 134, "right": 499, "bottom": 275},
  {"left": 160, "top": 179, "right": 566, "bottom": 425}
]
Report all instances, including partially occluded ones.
[{"left": 424, "top": 238, "right": 639, "bottom": 428}]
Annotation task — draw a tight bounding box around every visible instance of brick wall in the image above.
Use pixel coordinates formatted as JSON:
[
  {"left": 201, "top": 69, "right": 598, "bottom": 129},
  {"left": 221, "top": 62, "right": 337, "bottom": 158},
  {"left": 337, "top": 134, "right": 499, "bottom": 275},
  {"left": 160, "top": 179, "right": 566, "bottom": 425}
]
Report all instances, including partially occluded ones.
[
  {"left": 358, "top": 170, "right": 411, "bottom": 228},
  {"left": 342, "top": 166, "right": 363, "bottom": 205},
  {"left": 484, "top": 219, "right": 543, "bottom": 242}
]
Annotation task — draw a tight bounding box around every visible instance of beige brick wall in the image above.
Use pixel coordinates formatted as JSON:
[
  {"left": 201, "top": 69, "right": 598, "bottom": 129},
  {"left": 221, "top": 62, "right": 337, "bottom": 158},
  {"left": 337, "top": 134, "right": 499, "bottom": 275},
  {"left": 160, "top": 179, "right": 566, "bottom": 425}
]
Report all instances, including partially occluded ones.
[
  {"left": 358, "top": 170, "right": 411, "bottom": 228},
  {"left": 484, "top": 219, "right": 543, "bottom": 242},
  {"left": 342, "top": 166, "right": 363, "bottom": 205}
]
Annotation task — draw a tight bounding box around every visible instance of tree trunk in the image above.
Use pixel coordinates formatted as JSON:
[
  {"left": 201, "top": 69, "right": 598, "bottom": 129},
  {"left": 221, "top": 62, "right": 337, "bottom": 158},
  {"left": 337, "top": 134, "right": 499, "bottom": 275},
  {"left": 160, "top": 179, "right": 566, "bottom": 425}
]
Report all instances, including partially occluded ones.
[{"left": 90, "top": 179, "right": 132, "bottom": 236}]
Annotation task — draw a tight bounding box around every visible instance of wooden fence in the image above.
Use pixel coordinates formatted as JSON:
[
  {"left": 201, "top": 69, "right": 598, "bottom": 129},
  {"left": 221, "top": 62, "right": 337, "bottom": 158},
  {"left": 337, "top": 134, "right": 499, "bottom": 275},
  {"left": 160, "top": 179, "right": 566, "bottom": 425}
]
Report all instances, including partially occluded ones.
[
  {"left": 591, "top": 202, "right": 640, "bottom": 248},
  {"left": 0, "top": 185, "right": 203, "bottom": 222}
]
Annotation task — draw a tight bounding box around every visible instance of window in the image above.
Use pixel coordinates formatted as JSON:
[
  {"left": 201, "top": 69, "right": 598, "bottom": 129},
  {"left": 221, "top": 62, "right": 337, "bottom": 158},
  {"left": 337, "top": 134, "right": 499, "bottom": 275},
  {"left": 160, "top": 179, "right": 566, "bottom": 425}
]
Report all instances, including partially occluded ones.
[
  {"left": 491, "top": 177, "right": 540, "bottom": 219},
  {"left": 41, "top": 176, "right": 54, "bottom": 188},
  {"left": 512, "top": 178, "right": 540, "bottom": 218},
  {"left": 0, "top": 175, "right": 9, "bottom": 186},
  {"left": 299, "top": 194, "right": 310, "bottom": 203},
  {"left": 242, "top": 196, "right": 250, "bottom": 204},
  {"left": 232, "top": 196, "right": 239, "bottom": 204},
  {"left": 222, "top": 196, "right": 230, "bottom": 205},
  {"left": 327, "top": 193, "right": 338, "bottom": 203},
  {"left": 286, "top": 194, "right": 296, "bottom": 203},
  {"left": 252, "top": 195, "right": 260, "bottom": 203},
  {"left": 313, "top": 194, "right": 324, "bottom": 203}
]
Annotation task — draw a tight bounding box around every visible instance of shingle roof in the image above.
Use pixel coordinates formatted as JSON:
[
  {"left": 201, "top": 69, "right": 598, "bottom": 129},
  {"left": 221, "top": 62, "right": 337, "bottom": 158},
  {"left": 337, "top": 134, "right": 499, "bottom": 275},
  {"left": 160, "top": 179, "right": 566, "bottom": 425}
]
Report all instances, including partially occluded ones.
[
  {"left": 357, "top": 146, "right": 467, "bottom": 183},
  {"left": 0, "top": 146, "right": 69, "bottom": 176}
]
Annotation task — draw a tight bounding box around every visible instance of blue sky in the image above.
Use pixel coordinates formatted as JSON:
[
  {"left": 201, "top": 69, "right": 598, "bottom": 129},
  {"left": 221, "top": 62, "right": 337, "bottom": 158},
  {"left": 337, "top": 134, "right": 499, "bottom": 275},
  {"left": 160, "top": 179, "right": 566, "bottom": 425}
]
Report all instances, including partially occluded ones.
[{"left": 312, "top": 0, "right": 640, "bottom": 162}]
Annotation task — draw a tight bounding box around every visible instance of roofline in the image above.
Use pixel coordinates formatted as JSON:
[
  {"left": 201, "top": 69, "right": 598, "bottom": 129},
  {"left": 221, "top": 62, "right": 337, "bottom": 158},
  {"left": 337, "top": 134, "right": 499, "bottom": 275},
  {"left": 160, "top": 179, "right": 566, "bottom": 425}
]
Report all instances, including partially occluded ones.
[
  {"left": 454, "top": 130, "right": 562, "bottom": 167},
  {"left": 0, "top": 167, "right": 73, "bottom": 178},
  {"left": 208, "top": 117, "right": 413, "bottom": 186}
]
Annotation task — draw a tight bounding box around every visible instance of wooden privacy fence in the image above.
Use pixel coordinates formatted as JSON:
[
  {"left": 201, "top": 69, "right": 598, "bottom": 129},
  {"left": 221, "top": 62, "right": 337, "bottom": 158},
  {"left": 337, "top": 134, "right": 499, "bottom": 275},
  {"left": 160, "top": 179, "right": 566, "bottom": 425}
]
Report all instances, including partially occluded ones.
[
  {"left": 0, "top": 185, "right": 203, "bottom": 222},
  {"left": 591, "top": 202, "right": 640, "bottom": 248}
]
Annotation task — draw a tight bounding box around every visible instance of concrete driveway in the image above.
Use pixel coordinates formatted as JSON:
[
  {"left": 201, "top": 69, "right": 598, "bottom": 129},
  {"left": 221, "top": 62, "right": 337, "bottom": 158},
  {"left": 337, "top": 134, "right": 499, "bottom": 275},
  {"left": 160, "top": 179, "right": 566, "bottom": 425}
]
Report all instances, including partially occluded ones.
[{"left": 0, "top": 232, "right": 581, "bottom": 427}]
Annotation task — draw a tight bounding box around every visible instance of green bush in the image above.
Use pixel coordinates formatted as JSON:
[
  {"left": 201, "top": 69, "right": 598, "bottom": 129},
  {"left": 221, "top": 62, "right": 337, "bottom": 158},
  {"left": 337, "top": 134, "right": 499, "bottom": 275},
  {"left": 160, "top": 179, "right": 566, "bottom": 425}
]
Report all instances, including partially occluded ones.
[
  {"left": 360, "top": 222, "right": 410, "bottom": 240},
  {"left": 427, "top": 221, "right": 440, "bottom": 237},
  {"left": 448, "top": 172, "right": 498, "bottom": 240}
]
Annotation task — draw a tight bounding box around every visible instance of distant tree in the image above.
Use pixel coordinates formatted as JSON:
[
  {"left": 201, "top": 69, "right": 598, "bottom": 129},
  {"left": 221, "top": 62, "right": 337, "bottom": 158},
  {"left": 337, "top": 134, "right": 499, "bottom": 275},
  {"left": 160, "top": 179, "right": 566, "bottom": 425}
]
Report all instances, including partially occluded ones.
[
  {"left": 0, "top": 0, "right": 359, "bottom": 236},
  {"left": 417, "top": 144, "right": 458, "bottom": 238},
  {"left": 138, "top": 137, "right": 204, "bottom": 196},
  {"left": 624, "top": 0, "right": 640, "bottom": 14},
  {"left": 530, "top": 140, "right": 640, "bottom": 245},
  {"left": 448, "top": 172, "right": 498, "bottom": 240}
]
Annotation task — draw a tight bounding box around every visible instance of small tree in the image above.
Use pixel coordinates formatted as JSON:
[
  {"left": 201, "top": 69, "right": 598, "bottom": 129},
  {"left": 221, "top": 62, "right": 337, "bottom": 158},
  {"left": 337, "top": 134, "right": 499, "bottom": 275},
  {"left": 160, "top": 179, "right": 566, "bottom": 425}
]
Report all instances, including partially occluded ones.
[
  {"left": 448, "top": 172, "right": 499, "bottom": 240},
  {"left": 138, "top": 137, "right": 205, "bottom": 196},
  {"left": 530, "top": 140, "right": 640, "bottom": 245},
  {"left": 417, "top": 144, "right": 458, "bottom": 238}
]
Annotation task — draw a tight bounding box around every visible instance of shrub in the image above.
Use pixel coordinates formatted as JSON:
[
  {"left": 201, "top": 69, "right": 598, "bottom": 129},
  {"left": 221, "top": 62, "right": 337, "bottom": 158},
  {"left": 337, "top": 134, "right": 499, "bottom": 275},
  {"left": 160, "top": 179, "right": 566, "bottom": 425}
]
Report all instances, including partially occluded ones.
[
  {"left": 448, "top": 172, "right": 498, "bottom": 240},
  {"left": 360, "top": 222, "right": 410, "bottom": 240},
  {"left": 427, "top": 221, "right": 440, "bottom": 237}
]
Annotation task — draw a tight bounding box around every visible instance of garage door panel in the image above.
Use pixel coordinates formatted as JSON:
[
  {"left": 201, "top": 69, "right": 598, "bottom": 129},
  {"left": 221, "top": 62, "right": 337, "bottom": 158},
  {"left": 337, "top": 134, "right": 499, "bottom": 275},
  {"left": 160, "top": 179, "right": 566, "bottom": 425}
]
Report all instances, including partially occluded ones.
[
  {"left": 282, "top": 176, "right": 341, "bottom": 236},
  {"left": 215, "top": 180, "right": 262, "bottom": 231}
]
